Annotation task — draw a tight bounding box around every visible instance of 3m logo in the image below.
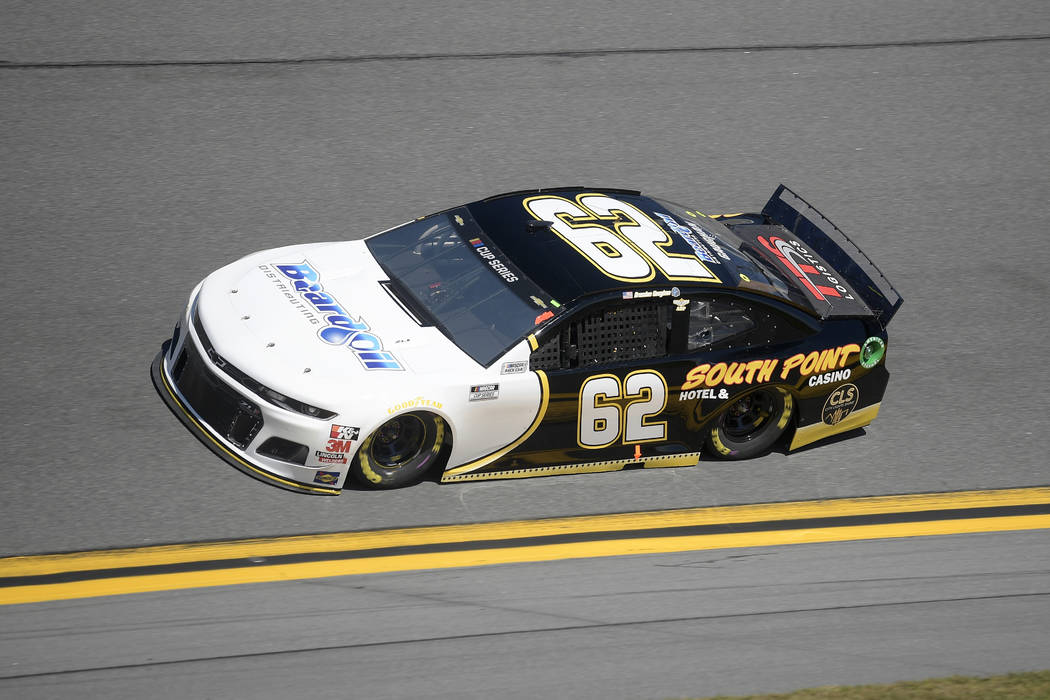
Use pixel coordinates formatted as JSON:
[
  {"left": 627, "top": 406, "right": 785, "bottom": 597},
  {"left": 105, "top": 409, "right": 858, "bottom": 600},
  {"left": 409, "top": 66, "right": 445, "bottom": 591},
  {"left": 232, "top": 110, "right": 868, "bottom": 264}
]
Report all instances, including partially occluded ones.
[
  {"left": 326, "top": 439, "right": 355, "bottom": 452},
  {"left": 329, "top": 425, "right": 360, "bottom": 441}
]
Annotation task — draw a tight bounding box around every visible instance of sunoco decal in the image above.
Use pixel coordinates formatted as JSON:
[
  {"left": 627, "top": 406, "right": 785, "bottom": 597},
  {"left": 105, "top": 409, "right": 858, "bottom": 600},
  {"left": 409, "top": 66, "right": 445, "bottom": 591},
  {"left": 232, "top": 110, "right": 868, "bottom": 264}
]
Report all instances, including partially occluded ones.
[{"left": 273, "top": 262, "right": 403, "bottom": 371}]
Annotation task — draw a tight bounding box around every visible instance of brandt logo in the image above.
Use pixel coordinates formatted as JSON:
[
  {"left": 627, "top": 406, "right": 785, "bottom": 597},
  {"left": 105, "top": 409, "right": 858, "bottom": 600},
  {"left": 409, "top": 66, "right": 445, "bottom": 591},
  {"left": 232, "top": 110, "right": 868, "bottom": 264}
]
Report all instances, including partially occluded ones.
[{"left": 273, "top": 262, "right": 404, "bottom": 371}]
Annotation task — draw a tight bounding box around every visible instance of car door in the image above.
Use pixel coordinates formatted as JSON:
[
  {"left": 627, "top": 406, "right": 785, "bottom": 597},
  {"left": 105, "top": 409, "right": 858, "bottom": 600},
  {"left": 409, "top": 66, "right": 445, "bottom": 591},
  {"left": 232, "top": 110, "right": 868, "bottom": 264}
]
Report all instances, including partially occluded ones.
[{"left": 517, "top": 294, "right": 705, "bottom": 471}]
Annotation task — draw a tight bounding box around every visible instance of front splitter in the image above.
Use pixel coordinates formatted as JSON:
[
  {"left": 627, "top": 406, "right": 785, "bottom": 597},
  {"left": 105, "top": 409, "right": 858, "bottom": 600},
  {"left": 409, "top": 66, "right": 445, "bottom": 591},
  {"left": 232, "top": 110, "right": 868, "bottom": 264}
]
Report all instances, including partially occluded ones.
[{"left": 150, "top": 345, "right": 340, "bottom": 496}]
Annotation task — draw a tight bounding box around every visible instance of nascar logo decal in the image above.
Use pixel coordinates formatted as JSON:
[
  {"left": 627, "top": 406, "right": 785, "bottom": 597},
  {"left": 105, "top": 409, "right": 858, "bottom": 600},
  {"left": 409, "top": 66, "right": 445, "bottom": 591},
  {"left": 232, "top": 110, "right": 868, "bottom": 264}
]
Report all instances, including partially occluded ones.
[{"left": 275, "top": 262, "right": 403, "bottom": 371}]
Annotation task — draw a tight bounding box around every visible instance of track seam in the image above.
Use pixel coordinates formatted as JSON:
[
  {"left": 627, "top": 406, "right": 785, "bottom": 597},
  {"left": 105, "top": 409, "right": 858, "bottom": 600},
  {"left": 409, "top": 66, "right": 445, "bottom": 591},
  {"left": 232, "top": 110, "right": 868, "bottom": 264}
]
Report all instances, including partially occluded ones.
[
  {"left": 1, "top": 33, "right": 1047, "bottom": 70},
  {"left": 1, "top": 591, "right": 1046, "bottom": 681}
]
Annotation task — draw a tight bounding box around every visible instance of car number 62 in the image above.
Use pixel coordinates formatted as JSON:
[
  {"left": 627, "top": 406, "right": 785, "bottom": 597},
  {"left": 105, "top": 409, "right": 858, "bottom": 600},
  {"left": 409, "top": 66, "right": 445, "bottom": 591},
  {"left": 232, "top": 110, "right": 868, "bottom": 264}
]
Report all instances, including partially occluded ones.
[
  {"left": 524, "top": 194, "right": 719, "bottom": 283},
  {"left": 577, "top": 370, "right": 668, "bottom": 448}
]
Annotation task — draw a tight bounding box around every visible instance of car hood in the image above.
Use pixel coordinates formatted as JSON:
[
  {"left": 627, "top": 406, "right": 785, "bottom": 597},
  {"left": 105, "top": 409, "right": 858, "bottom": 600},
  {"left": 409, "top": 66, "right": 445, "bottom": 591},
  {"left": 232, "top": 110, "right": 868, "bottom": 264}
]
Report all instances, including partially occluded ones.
[{"left": 194, "top": 241, "right": 478, "bottom": 406}]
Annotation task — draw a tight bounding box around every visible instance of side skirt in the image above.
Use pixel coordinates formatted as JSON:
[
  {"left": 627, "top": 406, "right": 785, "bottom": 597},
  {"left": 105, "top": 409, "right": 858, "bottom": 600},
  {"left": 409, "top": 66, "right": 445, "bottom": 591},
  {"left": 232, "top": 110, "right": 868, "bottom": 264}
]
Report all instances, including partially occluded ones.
[
  {"left": 789, "top": 403, "right": 881, "bottom": 451},
  {"left": 441, "top": 452, "right": 701, "bottom": 483}
]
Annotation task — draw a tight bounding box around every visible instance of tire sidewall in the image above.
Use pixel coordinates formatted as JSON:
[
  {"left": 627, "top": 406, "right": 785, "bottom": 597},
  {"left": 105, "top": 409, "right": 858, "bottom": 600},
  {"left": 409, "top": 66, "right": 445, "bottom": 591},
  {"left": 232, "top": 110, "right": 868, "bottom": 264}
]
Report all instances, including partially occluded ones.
[
  {"left": 351, "top": 411, "right": 445, "bottom": 488},
  {"left": 705, "top": 387, "right": 793, "bottom": 460}
]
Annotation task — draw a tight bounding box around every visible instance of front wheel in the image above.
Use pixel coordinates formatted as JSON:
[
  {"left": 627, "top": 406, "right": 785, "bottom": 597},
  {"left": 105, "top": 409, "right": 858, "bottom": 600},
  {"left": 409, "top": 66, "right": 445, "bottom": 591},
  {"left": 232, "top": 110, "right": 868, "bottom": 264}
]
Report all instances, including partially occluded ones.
[
  {"left": 705, "top": 387, "right": 793, "bottom": 460},
  {"left": 350, "top": 412, "right": 446, "bottom": 488}
]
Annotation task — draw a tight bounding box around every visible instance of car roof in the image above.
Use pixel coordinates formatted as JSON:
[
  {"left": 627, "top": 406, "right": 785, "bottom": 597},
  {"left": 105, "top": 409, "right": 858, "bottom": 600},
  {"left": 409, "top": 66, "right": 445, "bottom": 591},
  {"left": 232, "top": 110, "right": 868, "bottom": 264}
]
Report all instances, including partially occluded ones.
[{"left": 465, "top": 187, "right": 800, "bottom": 310}]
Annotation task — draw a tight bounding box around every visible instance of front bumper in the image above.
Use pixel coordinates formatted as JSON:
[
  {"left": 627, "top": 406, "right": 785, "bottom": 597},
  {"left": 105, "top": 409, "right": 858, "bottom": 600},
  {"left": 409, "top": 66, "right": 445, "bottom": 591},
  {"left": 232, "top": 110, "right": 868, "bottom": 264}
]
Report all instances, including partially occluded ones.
[{"left": 151, "top": 315, "right": 345, "bottom": 496}]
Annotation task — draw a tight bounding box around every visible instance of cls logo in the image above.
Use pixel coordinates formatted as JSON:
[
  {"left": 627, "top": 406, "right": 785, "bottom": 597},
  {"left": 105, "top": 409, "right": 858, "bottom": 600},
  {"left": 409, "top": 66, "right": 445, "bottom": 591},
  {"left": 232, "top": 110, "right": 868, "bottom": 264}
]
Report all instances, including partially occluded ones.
[
  {"left": 827, "top": 384, "right": 857, "bottom": 406},
  {"left": 822, "top": 383, "right": 859, "bottom": 426}
]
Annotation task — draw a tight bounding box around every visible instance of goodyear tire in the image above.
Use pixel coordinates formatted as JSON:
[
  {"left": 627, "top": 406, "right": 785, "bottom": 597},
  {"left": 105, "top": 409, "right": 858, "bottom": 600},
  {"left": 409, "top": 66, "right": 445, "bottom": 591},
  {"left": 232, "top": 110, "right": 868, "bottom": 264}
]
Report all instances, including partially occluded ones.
[
  {"left": 705, "top": 387, "right": 793, "bottom": 460},
  {"left": 351, "top": 412, "right": 446, "bottom": 489}
]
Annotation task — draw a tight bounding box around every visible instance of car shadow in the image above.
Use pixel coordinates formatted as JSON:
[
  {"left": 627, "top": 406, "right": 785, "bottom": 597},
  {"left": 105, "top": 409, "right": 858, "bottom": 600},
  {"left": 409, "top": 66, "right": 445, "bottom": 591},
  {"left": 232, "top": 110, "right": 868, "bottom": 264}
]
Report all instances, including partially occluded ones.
[{"left": 771, "top": 426, "right": 869, "bottom": 456}]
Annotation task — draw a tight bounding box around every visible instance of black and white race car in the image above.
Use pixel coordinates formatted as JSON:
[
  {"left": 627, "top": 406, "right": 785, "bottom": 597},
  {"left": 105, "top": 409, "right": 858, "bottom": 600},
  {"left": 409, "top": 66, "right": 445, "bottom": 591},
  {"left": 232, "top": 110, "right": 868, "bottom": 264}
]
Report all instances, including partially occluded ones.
[{"left": 153, "top": 185, "right": 902, "bottom": 494}]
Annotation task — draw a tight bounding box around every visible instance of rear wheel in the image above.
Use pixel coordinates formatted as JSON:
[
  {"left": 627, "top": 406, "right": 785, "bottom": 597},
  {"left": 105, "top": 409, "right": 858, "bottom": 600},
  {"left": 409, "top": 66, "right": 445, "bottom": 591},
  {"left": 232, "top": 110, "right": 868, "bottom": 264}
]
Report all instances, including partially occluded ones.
[
  {"left": 705, "top": 387, "right": 793, "bottom": 459},
  {"left": 351, "top": 412, "right": 446, "bottom": 488}
]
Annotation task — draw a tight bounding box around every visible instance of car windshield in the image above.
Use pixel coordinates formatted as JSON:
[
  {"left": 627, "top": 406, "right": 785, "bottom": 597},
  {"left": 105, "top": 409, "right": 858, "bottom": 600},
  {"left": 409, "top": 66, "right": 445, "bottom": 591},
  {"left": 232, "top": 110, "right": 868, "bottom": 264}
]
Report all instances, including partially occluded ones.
[{"left": 365, "top": 208, "right": 561, "bottom": 366}]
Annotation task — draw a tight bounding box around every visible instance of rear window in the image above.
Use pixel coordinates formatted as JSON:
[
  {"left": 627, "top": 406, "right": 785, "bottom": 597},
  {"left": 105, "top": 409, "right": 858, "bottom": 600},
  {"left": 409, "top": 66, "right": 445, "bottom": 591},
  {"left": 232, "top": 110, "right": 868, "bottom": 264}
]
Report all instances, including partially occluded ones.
[{"left": 686, "top": 294, "right": 812, "bottom": 351}]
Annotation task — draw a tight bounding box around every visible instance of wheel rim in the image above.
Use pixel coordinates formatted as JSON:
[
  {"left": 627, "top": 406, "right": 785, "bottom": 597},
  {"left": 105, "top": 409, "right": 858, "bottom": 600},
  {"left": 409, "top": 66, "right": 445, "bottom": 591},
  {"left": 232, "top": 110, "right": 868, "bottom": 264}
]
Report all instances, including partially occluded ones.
[
  {"left": 721, "top": 390, "right": 775, "bottom": 440},
  {"left": 370, "top": 414, "right": 427, "bottom": 468}
]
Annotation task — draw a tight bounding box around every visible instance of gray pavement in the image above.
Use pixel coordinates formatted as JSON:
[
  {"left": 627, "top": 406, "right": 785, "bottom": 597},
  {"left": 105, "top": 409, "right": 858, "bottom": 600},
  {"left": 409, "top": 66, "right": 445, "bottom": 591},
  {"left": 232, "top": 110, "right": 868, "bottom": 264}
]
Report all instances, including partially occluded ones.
[
  {"left": 1, "top": 4, "right": 1050, "bottom": 694},
  {"left": 2, "top": 2, "right": 1049, "bottom": 554},
  {"left": 3, "top": 1, "right": 1046, "bottom": 65},
  {"left": 2, "top": 530, "right": 1048, "bottom": 699}
]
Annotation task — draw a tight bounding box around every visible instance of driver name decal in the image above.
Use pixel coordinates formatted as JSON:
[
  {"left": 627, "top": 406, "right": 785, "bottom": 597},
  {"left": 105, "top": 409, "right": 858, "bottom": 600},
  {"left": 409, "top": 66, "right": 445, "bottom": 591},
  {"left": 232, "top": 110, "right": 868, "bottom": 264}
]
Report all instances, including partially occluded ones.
[{"left": 272, "top": 262, "right": 404, "bottom": 371}]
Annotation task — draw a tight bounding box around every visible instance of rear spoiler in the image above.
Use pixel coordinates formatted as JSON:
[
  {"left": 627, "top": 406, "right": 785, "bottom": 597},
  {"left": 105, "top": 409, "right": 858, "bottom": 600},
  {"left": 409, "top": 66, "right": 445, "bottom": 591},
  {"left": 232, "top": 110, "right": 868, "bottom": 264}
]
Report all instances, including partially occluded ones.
[{"left": 761, "top": 185, "right": 903, "bottom": 326}]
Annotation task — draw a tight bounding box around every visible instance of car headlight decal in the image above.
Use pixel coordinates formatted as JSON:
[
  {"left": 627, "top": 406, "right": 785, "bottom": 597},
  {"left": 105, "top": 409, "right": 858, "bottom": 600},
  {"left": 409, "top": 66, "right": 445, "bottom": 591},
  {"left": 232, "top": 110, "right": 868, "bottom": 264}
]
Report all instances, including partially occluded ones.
[{"left": 192, "top": 307, "right": 337, "bottom": 420}]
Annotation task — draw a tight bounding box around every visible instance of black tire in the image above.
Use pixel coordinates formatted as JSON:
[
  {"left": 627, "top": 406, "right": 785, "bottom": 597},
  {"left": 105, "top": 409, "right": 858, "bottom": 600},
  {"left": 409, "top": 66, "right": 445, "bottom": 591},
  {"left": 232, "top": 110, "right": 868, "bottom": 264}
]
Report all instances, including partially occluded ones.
[
  {"left": 704, "top": 387, "right": 793, "bottom": 460},
  {"left": 350, "top": 412, "right": 446, "bottom": 489}
]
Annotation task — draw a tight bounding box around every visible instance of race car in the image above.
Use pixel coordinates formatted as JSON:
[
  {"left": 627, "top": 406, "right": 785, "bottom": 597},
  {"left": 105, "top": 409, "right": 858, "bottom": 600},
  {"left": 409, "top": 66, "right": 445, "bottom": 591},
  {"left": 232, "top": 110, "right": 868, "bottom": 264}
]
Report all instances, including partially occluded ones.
[{"left": 152, "top": 185, "right": 902, "bottom": 494}]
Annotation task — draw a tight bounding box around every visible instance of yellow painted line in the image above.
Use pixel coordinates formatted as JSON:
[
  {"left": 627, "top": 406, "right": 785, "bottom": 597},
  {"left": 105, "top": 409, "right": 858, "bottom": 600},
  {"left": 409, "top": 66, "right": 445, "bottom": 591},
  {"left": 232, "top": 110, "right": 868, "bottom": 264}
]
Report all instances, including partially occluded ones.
[
  {"left": 3, "top": 487, "right": 1049, "bottom": 579},
  {"left": 3, "top": 513, "right": 1048, "bottom": 606}
]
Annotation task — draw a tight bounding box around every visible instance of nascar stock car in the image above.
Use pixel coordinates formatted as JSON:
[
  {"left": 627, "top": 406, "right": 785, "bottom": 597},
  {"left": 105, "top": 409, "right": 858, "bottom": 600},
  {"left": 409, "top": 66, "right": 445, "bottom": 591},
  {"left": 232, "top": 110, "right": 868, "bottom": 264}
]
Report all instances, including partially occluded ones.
[{"left": 152, "top": 185, "right": 902, "bottom": 494}]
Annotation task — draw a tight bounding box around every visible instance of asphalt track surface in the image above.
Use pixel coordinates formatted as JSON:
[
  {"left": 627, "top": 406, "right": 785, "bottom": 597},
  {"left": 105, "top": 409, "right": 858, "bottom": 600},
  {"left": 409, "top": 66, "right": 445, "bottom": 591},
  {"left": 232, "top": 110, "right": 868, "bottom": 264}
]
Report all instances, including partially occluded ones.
[
  {"left": 2, "top": 1, "right": 1049, "bottom": 697},
  {"left": 2, "top": 530, "right": 1048, "bottom": 700}
]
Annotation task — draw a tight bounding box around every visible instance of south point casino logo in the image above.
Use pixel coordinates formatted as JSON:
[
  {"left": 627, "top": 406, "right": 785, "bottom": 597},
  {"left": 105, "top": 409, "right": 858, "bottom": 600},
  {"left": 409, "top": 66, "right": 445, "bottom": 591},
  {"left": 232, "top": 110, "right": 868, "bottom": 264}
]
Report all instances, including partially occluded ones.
[{"left": 268, "top": 262, "right": 403, "bottom": 371}]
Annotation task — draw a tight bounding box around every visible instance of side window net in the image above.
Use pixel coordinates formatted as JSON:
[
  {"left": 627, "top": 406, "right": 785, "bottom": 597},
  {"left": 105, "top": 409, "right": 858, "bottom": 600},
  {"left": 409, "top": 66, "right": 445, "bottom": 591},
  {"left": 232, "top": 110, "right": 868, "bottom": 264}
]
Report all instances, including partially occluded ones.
[
  {"left": 578, "top": 303, "right": 668, "bottom": 366},
  {"left": 530, "top": 301, "right": 670, "bottom": 370},
  {"left": 529, "top": 332, "right": 563, "bottom": 371}
]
